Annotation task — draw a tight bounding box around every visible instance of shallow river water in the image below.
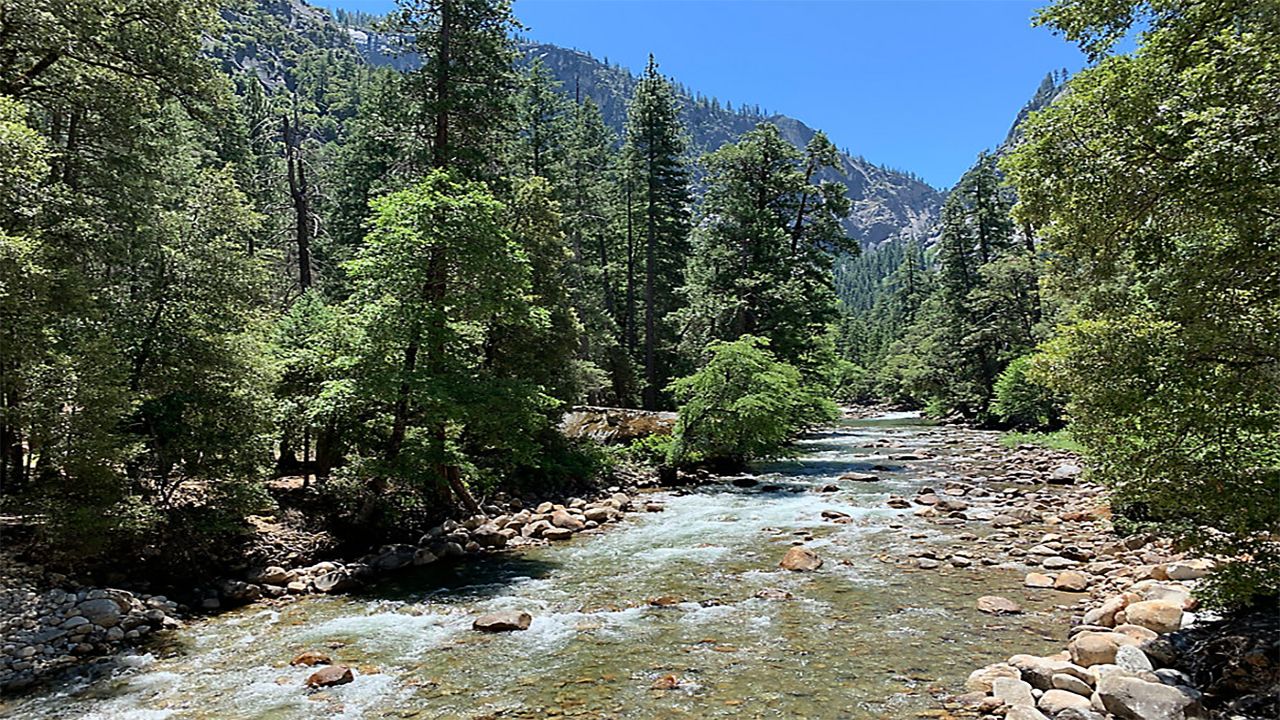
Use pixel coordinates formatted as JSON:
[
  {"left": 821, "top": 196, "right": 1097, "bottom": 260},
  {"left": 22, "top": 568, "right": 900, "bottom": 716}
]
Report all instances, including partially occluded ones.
[{"left": 7, "top": 414, "right": 1075, "bottom": 719}]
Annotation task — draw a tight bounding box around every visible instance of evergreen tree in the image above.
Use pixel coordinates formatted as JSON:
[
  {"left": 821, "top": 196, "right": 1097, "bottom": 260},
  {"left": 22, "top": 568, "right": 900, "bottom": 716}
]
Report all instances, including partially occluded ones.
[
  {"left": 622, "top": 55, "right": 692, "bottom": 409},
  {"left": 676, "top": 123, "right": 850, "bottom": 376}
]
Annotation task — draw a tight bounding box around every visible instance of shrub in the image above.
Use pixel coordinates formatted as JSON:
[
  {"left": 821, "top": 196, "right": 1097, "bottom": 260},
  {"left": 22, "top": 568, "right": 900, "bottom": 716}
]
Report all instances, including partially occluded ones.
[
  {"left": 991, "top": 354, "right": 1063, "bottom": 429},
  {"left": 666, "top": 336, "right": 836, "bottom": 469}
]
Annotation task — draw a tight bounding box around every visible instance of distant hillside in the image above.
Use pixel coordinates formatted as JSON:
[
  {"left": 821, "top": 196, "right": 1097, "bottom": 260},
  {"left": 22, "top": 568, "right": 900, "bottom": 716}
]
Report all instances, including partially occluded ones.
[{"left": 246, "top": 1, "right": 943, "bottom": 249}]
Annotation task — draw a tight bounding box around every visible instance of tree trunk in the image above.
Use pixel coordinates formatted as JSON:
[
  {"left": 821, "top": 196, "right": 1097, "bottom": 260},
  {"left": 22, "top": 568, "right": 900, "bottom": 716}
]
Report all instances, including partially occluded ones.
[
  {"left": 642, "top": 141, "right": 658, "bottom": 410},
  {"left": 284, "top": 111, "right": 312, "bottom": 291}
]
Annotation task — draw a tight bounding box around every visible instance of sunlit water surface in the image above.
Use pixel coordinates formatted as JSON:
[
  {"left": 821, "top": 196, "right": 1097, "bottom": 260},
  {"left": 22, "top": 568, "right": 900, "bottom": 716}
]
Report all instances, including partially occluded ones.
[{"left": 5, "top": 415, "right": 1072, "bottom": 719}]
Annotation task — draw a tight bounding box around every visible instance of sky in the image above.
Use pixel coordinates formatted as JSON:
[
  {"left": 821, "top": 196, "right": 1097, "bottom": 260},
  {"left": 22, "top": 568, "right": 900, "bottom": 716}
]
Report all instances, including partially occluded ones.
[{"left": 316, "top": 0, "right": 1094, "bottom": 189}]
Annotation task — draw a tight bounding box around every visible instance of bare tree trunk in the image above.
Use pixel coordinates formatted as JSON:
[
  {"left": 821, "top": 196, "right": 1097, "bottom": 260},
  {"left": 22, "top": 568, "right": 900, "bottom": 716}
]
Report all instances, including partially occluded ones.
[{"left": 284, "top": 110, "right": 312, "bottom": 291}]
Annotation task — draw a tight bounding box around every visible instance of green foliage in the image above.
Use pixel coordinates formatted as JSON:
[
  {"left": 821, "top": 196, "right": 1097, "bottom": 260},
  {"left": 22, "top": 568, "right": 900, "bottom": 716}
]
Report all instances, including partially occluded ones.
[
  {"left": 676, "top": 123, "right": 852, "bottom": 381},
  {"left": 999, "top": 429, "right": 1084, "bottom": 454},
  {"left": 667, "top": 336, "right": 837, "bottom": 468},
  {"left": 991, "top": 355, "right": 1062, "bottom": 429},
  {"left": 622, "top": 55, "right": 692, "bottom": 409},
  {"left": 1007, "top": 0, "right": 1280, "bottom": 608}
]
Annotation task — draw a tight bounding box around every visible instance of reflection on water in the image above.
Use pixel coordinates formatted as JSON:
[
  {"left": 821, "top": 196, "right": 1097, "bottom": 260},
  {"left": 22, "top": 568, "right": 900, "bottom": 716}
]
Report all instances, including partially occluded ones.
[{"left": 6, "top": 415, "right": 1068, "bottom": 719}]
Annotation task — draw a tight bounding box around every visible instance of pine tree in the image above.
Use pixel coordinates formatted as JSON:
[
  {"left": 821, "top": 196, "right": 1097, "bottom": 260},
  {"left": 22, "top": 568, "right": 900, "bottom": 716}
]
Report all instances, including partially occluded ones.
[{"left": 622, "top": 55, "right": 691, "bottom": 409}]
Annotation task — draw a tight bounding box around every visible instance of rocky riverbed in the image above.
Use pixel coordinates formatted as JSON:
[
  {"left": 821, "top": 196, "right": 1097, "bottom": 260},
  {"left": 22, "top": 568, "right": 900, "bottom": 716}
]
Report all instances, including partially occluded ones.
[{"left": 0, "top": 412, "right": 1271, "bottom": 719}]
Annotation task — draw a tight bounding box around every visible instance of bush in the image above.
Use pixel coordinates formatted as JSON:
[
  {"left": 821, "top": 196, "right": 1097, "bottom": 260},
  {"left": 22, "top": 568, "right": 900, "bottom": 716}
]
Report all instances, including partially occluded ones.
[
  {"left": 991, "top": 354, "right": 1063, "bottom": 429},
  {"left": 666, "top": 336, "right": 837, "bottom": 469}
]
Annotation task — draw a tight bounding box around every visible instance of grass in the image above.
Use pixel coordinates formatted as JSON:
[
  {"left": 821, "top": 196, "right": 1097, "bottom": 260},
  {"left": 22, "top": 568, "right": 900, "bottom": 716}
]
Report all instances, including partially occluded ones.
[{"left": 1000, "top": 428, "right": 1086, "bottom": 454}]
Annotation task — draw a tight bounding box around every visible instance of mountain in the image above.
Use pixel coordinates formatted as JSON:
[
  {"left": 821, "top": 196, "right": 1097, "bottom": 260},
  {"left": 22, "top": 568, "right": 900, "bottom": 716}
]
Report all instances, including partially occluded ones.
[
  {"left": 516, "top": 42, "right": 944, "bottom": 248},
  {"left": 220, "top": 0, "right": 944, "bottom": 249}
]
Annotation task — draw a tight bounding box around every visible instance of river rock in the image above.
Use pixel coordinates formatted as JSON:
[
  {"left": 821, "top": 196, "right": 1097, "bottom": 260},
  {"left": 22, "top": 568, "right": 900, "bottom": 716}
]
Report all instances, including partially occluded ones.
[
  {"left": 1165, "top": 559, "right": 1212, "bottom": 580},
  {"left": 977, "top": 596, "right": 1022, "bottom": 615},
  {"left": 1005, "top": 707, "right": 1051, "bottom": 720},
  {"left": 1083, "top": 594, "right": 1130, "bottom": 627},
  {"left": 291, "top": 650, "right": 331, "bottom": 666},
  {"left": 1008, "top": 654, "right": 1091, "bottom": 690},
  {"left": 1040, "top": 688, "right": 1093, "bottom": 714},
  {"left": 1123, "top": 600, "right": 1183, "bottom": 634},
  {"left": 583, "top": 506, "right": 612, "bottom": 523},
  {"left": 779, "top": 546, "right": 822, "bottom": 571},
  {"left": 1054, "top": 571, "right": 1089, "bottom": 592},
  {"left": 313, "top": 570, "right": 359, "bottom": 594},
  {"left": 1096, "top": 673, "right": 1205, "bottom": 719},
  {"left": 1114, "top": 644, "right": 1154, "bottom": 672},
  {"left": 550, "top": 510, "right": 585, "bottom": 531},
  {"left": 543, "top": 527, "right": 574, "bottom": 541},
  {"left": 472, "top": 610, "right": 532, "bottom": 632},
  {"left": 993, "top": 676, "right": 1036, "bottom": 707},
  {"left": 1069, "top": 631, "right": 1137, "bottom": 667},
  {"left": 471, "top": 524, "right": 506, "bottom": 548},
  {"left": 76, "top": 598, "right": 122, "bottom": 628},
  {"left": 1042, "top": 556, "right": 1077, "bottom": 570},
  {"left": 1053, "top": 673, "right": 1094, "bottom": 696},
  {"left": 965, "top": 662, "right": 1021, "bottom": 693},
  {"left": 1024, "top": 572, "right": 1055, "bottom": 588},
  {"left": 1056, "top": 709, "right": 1106, "bottom": 720},
  {"left": 305, "top": 665, "right": 354, "bottom": 688},
  {"left": 1049, "top": 464, "right": 1082, "bottom": 484},
  {"left": 839, "top": 471, "right": 879, "bottom": 482}
]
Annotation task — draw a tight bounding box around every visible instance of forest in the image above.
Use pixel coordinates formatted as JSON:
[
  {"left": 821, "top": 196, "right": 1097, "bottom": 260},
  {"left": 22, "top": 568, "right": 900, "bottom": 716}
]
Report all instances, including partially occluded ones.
[{"left": 1, "top": 0, "right": 1276, "bottom": 623}]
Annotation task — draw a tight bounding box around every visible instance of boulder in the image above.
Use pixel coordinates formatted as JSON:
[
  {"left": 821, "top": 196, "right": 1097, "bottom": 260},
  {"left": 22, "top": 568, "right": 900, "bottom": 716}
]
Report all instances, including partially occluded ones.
[
  {"left": 1040, "top": 688, "right": 1093, "bottom": 715},
  {"left": 1165, "top": 559, "right": 1212, "bottom": 581},
  {"left": 472, "top": 610, "right": 533, "bottom": 632},
  {"left": 780, "top": 546, "right": 822, "bottom": 572},
  {"left": 993, "top": 676, "right": 1036, "bottom": 707},
  {"left": 305, "top": 665, "right": 354, "bottom": 688},
  {"left": 1009, "top": 654, "right": 1090, "bottom": 690},
  {"left": 313, "top": 570, "right": 359, "bottom": 594},
  {"left": 471, "top": 524, "right": 506, "bottom": 548},
  {"left": 1024, "top": 572, "right": 1055, "bottom": 588},
  {"left": 1005, "top": 707, "right": 1051, "bottom": 720},
  {"left": 583, "top": 507, "right": 612, "bottom": 523},
  {"left": 543, "top": 527, "right": 574, "bottom": 541},
  {"left": 550, "top": 510, "right": 585, "bottom": 531},
  {"left": 977, "top": 596, "right": 1023, "bottom": 615},
  {"left": 1055, "top": 571, "right": 1090, "bottom": 592},
  {"left": 77, "top": 598, "right": 123, "bottom": 628},
  {"left": 253, "top": 566, "right": 293, "bottom": 585},
  {"left": 1114, "top": 644, "right": 1155, "bottom": 673},
  {"left": 559, "top": 406, "right": 676, "bottom": 444},
  {"left": 1083, "top": 594, "right": 1130, "bottom": 627},
  {"left": 1069, "top": 632, "right": 1137, "bottom": 667},
  {"left": 1124, "top": 600, "right": 1183, "bottom": 634},
  {"left": 1096, "top": 674, "right": 1205, "bottom": 719},
  {"left": 965, "top": 662, "right": 1021, "bottom": 693},
  {"left": 1053, "top": 673, "right": 1094, "bottom": 696},
  {"left": 1056, "top": 709, "right": 1106, "bottom": 720}
]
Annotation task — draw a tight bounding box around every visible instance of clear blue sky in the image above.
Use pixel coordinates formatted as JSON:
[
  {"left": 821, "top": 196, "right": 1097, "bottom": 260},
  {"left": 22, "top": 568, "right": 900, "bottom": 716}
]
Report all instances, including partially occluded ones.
[{"left": 316, "top": 0, "right": 1092, "bottom": 188}]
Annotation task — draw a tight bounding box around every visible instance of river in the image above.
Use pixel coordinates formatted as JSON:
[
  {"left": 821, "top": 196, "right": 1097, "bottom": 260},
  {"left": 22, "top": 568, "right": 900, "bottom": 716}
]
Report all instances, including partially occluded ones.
[{"left": 6, "top": 413, "right": 1074, "bottom": 719}]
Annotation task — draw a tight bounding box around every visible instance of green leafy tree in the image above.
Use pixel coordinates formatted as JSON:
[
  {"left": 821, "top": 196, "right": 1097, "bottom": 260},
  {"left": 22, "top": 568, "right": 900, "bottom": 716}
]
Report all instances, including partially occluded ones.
[
  {"left": 1006, "top": 0, "right": 1280, "bottom": 607},
  {"left": 345, "top": 170, "right": 546, "bottom": 518},
  {"left": 667, "top": 336, "right": 836, "bottom": 469}
]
